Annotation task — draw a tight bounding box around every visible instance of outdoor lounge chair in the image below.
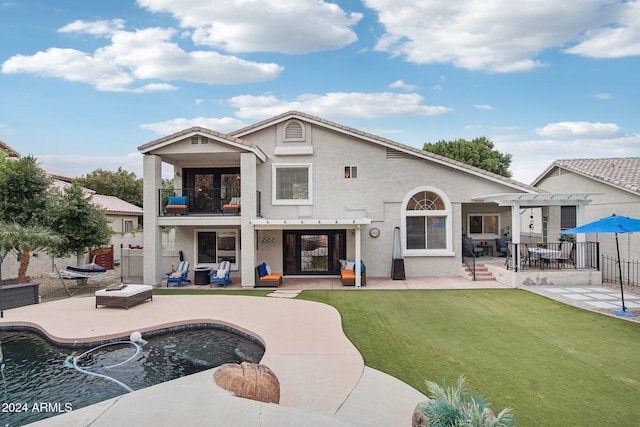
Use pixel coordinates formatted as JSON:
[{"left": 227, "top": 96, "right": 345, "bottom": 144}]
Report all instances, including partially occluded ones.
[
  {"left": 165, "top": 195, "right": 187, "bottom": 215},
  {"left": 463, "top": 238, "right": 483, "bottom": 257},
  {"left": 495, "top": 238, "right": 509, "bottom": 256},
  {"left": 209, "top": 261, "right": 232, "bottom": 287},
  {"left": 255, "top": 263, "right": 282, "bottom": 287},
  {"left": 340, "top": 260, "right": 366, "bottom": 286},
  {"left": 166, "top": 260, "right": 190, "bottom": 287},
  {"left": 223, "top": 197, "right": 241, "bottom": 214}
]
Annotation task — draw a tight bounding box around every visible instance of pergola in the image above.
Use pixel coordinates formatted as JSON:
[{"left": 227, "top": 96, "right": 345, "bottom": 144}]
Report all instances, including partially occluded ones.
[{"left": 471, "top": 192, "right": 601, "bottom": 269}]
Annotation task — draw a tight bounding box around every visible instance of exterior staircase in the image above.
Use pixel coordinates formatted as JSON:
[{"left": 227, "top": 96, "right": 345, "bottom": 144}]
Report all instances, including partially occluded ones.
[{"left": 462, "top": 262, "right": 496, "bottom": 281}]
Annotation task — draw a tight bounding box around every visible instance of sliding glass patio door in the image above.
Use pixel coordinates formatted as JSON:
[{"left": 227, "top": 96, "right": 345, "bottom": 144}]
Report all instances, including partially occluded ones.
[{"left": 283, "top": 230, "right": 346, "bottom": 275}]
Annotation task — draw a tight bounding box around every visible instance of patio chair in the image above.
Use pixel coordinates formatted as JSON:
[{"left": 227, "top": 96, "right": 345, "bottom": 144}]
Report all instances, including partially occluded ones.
[
  {"left": 166, "top": 260, "right": 190, "bottom": 287},
  {"left": 463, "top": 238, "right": 483, "bottom": 257},
  {"left": 223, "top": 197, "right": 241, "bottom": 214},
  {"left": 255, "top": 263, "right": 282, "bottom": 287},
  {"left": 554, "top": 242, "right": 576, "bottom": 269},
  {"left": 495, "top": 238, "right": 509, "bottom": 257},
  {"left": 209, "top": 261, "right": 232, "bottom": 288},
  {"left": 165, "top": 195, "right": 188, "bottom": 215}
]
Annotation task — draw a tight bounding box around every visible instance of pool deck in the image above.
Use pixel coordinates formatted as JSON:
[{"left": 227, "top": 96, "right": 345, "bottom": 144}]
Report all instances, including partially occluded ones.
[{"left": 2, "top": 275, "right": 636, "bottom": 426}]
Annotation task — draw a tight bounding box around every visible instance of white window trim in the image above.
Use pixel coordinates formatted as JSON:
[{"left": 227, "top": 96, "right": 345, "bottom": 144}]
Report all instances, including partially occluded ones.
[
  {"left": 467, "top": 213, "right": 500, "bottom": 238},
  {"left": 272, "top": 163, "right": 313, "bottom": 205},
  {"left": 194, "top": 229, "right": 239, "bottom": 270},
  {"left": 401, "top": 186, "right": 454, "bottom": 257}
]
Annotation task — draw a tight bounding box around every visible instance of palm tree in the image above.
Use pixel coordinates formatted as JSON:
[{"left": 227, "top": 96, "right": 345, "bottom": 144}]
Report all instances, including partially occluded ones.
[
  {"left": 416, "top": 375, "right": 516, "bottom": 427},
  {"left": 0, "top": 222, "right": 66, "bottom": 284}
]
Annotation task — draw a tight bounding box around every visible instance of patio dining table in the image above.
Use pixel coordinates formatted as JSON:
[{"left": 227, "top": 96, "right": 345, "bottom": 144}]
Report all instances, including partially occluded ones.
[{"left": 528, "top": 247, "right": 562, "bottom": 268}]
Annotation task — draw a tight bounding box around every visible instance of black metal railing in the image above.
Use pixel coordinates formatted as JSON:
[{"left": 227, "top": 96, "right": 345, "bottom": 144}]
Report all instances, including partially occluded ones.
[
  {"left": 602, "top": 255, "right": 640, "bottom": 287},
  {"left": 159, "top": 187, "right": 240, "bottom": 216},
  {"left": 505, "top": 241, "right": 599, "bottom": 272},
  {"left": 461, "top": 241, "right": 477, "bottom": 281},
  {"left": 159, "top": 187, "right": 262, "bottom": 217}
]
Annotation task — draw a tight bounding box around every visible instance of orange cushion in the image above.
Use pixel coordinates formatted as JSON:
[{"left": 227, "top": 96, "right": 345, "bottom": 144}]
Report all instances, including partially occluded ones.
[
  {"left": 260, "top": 274, "right": 282, "bottom": 281},
  {"left": 166, "top": 204, "right": 187, "bottom": 208},
  {"left": 223, "top": 204, "right": 241, "bottom": 208},
  {"left": 341, "top": 270, "right": 355, "bottom": 279}
]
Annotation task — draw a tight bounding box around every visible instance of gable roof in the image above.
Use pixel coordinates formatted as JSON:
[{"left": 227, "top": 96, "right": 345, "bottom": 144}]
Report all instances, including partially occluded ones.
[
  {"left": 138, "top": 126, "right": 267, "bottom": 162},
  {"left": 532, "top": 158, "right": 640, "bottom": 196},
  {"left": 0, "top": 140, "right": 20, "bottom": 158},
  {"left": 231, "top": 110, "right": 539, "bottom": 193}
]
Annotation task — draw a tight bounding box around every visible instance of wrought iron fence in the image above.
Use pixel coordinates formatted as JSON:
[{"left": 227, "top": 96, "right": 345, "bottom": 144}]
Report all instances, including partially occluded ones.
[
  {"left": 506, "top": 241, "right": 599, "bottom": 272},
  {"left": 602, "top": 255, "right": 640, "bottom": 287}
]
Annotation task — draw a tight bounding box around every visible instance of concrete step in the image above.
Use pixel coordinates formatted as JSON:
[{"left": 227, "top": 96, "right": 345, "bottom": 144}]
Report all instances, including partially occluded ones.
[{"left": 462, "top": 263, "right": 496, "bottom": 281}]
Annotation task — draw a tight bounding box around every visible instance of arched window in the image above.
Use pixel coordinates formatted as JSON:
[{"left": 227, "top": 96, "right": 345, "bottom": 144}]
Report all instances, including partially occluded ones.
[{"left": 402, "top": 187, "right": 453, "bottom": 256}]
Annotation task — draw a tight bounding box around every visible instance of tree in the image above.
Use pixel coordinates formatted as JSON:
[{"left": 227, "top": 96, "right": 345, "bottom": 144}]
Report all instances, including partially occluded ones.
[
  {"left": 0, "top": 222, "right": 65, "bottom": 283},
  {"left": 76, "top": 167, "right": 143, "bottom": 207},
  {"left": 48, "top": 183, "right": 112, "bottom": 265},
  {"left": 423, "top": 137, "right": 513, "bottom": 178},
  {"left": 0, "top": 154, "right": 52, "bottom": 225}
]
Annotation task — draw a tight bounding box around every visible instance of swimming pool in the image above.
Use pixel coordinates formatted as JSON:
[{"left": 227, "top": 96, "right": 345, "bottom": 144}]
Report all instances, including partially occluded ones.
[{"left": 0, "top": 326, "right": 264, "bottom": 426}]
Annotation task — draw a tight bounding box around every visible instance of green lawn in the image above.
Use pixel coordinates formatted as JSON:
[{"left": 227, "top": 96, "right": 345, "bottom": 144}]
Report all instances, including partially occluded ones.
[
  {"left": 297, "top": 289, "right": 640, "bottom": 427},
  {"left": 153, "top": 288, "right": 640, "bottom": 425}
]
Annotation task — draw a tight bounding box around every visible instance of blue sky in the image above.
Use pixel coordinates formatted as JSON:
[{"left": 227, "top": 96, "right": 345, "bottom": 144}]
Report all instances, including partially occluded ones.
[{"left": 1, "top": 0, "right": 639, "bottom": 184}]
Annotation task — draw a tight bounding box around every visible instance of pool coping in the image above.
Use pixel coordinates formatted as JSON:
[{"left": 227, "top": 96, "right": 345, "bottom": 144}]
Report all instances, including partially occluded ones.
[{"left": 0, "top": 294, "right": 426, "bottom": 426}]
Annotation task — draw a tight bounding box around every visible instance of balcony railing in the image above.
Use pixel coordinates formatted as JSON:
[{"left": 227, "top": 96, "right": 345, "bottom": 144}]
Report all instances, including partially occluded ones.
[
  {"left": 159, "top": 188, "right": 262, "bottom": 217},
  {"left": 505, "top": 241, "right": 599, "bottom": 272}
]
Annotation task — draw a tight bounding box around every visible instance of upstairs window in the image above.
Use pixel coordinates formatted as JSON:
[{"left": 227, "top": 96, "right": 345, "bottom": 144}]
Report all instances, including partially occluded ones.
[
  {"left": 272, "top": 164, "right": 312, "bottom": 205},
  {"left": 344, "top": 166, "right": 358, "bottom": 179}
]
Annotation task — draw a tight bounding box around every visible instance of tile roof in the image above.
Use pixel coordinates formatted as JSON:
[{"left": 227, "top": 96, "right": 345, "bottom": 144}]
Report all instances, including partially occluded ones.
[
  {"left": 533, "top": 158, "right": 640, "bottom": 194},
  {"left": 0, "top": 140, "right": 20, "bottom": 158},
  {"left": 230, "top": 110, "right": 539, "bottom": 193},
  {"left": 91, "top": 194, "right": 143, "bottom": 215}
]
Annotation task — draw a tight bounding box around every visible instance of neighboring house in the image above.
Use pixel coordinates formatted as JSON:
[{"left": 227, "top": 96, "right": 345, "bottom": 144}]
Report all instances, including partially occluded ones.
[
  {"left": 0, "top": 142, "right": 143, "bottom": 279},
  {"left": 139, "top": 111, "right": 598, "bottom": 287},
  {"left": 44, "top": 166, "right": 143, "bottom": 233},
  {"left": 533, "top": 158, "right": 640, "bottom": 261}
]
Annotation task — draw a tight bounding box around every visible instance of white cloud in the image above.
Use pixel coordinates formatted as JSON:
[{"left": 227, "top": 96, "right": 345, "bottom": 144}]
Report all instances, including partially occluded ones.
[
  {"left": 473, "top": 104, "right": 495, "bottom": 111},
  {"left": 2, "top": 23, "right": 283, "bottom": 92},
  {"left": 565, "top": 1, "right": 640, "bottom": 58},
  {"left": 535, "top": 121, "right": 621, "bottom": 138},
  {"left": 364, "top": 0, "right": 636, "bottom": 73},
  {"left": 0, "top": 124, "right": 15, "bottom": 135},
  {"left": 137, "top": 0, "right": 362, "bottom": 53},
  {"left": 593, "top": 93, "right": 612, "bottom": 100},
  {"left": 389, "top": 80, "right": 417, "bottom": 91},
  {"left": 140, "top": 116, "right": 247, "bottom": 135},
  {"left": 493, "top": 131, "right": 640, "bottom": 184},
  {"left": 195, "top": 98, "right": 204, "bottom": 105},
  {"left": 228, "top": 92, "right": 452, "bottom": 120},
  {"left": 58, "top": 19, "right": 125, "bottom": 37}
]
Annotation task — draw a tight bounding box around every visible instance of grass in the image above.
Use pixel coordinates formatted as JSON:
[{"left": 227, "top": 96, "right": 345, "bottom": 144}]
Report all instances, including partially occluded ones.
[
  {"left": 151, "top": 287, "right": 640, "bottom": 425},
  {"left": 296, "top": 289, "right": 640, "bottom": 427}
]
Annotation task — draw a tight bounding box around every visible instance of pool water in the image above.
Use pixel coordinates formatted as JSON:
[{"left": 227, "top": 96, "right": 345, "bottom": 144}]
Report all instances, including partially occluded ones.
[{"left": 0, "top": 328, "right": 264, "bottom": 426}]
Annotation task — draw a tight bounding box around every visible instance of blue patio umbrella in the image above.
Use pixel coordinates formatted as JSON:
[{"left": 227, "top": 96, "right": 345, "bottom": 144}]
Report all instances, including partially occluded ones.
[{"left": 562, "top": 214, "right": 640, "bottom": 318}]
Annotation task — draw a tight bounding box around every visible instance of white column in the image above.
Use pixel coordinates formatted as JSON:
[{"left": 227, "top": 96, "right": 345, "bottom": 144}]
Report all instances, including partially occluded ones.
[
  {"left": 355, "top": 225, "right": 362, "bottom": 288},
  {"left": 143, "top": 154, "right": 163, "bottom": 285},
  {"left": 511, "top": 202, "right": 521, "bottom": 270},
  {"left": 575, "top": 202, "right": 587, "bottom": 268},
  {"left": 240, "top": 153, "right": 257, "bottom": 287}
]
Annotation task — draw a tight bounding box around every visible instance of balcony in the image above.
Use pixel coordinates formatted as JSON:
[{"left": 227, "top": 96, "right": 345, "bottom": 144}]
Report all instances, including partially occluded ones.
[{"left": 159, "top": 188, "right": 261, "bottom": 217}]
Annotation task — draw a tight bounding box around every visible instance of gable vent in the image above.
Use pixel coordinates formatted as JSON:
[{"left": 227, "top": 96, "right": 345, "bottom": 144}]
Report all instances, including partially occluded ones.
[
  {"left": 386, "top": 147, "right": 413, "bottom": 159},
  {"left": 284, "top": 120, "right": 305, "bottom": 141},
  {"left": 201, "top": 137, "right": 209, "bottom": 144},
  {"left": 191, "top": 136, "right": 199, "bottom": 144}
]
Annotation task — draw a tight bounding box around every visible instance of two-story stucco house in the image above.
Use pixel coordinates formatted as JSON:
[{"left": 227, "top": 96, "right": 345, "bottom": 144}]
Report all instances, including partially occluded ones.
[{"left": 139, "top": 111, "right": 595, "bottom": 287}]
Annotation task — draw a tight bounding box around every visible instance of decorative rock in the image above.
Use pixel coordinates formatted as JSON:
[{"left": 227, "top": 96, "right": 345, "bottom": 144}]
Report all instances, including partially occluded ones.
[
  {"left": 412, "top": 400, "right": 432, "bottom": 427},
  {"left": 213, "top": 362, "right": 280, "bottom": 404}
]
